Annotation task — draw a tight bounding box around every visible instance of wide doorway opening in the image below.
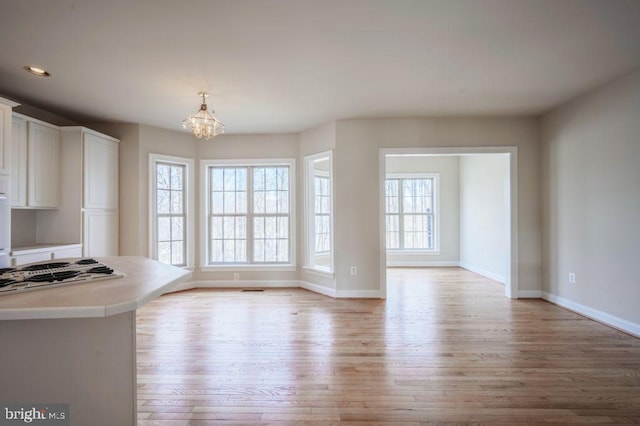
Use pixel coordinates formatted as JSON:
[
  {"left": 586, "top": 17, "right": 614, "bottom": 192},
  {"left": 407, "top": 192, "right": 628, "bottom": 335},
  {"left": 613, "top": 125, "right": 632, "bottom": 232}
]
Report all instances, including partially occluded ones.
[{"left": 379, "top": 147, "right": 517, "bottom": 299}]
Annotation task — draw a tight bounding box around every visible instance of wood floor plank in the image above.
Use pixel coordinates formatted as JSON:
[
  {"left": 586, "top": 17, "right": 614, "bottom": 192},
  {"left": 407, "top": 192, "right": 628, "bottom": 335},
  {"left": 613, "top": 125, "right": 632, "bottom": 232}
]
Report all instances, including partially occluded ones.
[{"left": 136, "top": 267, "right": 640, "bottom": 424}]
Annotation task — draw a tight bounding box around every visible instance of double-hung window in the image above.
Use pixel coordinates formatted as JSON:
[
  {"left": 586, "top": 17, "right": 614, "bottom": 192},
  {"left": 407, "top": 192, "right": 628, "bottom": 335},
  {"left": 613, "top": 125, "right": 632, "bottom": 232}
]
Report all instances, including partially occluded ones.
[
  {"left": 385, "top": 174, "right": 438, "bottom": 251},
  {"left": 149, "top": 154, "right": 194, "bottom": 267},
  {"left": 202, "top": 159, "right": 295, "bottom": 269},
  {"left": 314, "top": 175, "right": 331, "bottom": 254}
]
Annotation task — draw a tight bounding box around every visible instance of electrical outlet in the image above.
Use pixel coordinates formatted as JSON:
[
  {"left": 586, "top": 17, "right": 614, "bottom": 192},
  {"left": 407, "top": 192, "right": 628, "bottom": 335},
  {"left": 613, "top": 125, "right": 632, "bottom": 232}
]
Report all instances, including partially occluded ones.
[
  {"left": 234, "top": 273, "right": 240, "bottom": 281},
  {"left": 350, "top": 266, "right": 357, "bottom": 276},
  {"left": 568, "top": 272, "right": 576, "bottom": 284}
]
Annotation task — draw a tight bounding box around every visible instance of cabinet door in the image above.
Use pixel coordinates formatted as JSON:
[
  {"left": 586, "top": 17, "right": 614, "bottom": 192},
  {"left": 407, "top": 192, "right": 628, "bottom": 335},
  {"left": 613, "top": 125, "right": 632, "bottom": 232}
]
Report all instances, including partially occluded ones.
[
  {"left": 27, "top": 122, "right": 60, "bottom": 208},
  {"left": 12, "top": 252, "right": 52, "bottom": 266},
  {"left": 83, "top": 211, "right": 119, "bottom": 257},
  {"left": 84, "top": 134, "right": 118, "bottom": 210},
  {"left": 0, "top": 104, "right": 11, "bottom": 175},
  {"left": 10, "top": 117, "right": 28, "bottom": 207}
]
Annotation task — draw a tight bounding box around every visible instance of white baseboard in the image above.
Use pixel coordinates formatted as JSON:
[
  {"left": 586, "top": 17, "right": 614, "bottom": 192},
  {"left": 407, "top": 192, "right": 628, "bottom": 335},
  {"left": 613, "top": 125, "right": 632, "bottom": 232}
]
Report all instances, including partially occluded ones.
[
  {"left": 542, "top": 291, "right": 640, "bottom": 338},
  {"left": 518, "top": 290, "right": 542, "bottom": 298},
  {"left": 336, "top": 289, "right": 382, "bottom": 298},
  {"left": 173, "top": 280, "right": 299, "bottom": 291},
  {"left": 459, "top": 261, "right": 506, "bottom": 284},
  {"left": 299, "top": 280, "right": 336, "bottom": 298},
  {"left": 387, "top": 261, "right": 460, "bottom": 267}
]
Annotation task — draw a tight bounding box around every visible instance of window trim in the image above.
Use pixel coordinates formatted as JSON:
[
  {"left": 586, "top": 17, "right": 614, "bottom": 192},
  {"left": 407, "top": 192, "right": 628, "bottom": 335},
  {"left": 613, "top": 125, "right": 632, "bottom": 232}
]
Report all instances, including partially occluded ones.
[
  {"left": 149, "top": 153, "right": 195, "bottom": 269},
  {"left": 385, "top": 172, "right": 440, "bottom": 253},
  {"left": 200, "top": 158, "right": 296, "bottom": 271},
  {"left": 303, "top": 151, "right": 334, "bottom": 274}
]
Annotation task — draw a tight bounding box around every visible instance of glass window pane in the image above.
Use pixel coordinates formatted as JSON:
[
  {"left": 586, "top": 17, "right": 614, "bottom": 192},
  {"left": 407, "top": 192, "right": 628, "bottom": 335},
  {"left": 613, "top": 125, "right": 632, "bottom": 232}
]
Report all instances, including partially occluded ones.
[
  {"left": 236, "top": 240, "right": 247, "bottom": 263},
  {"left": 211, "top": 217, "right": 223, "bottom": 239},
  {"left": 254, "top": 191, "right": 265, "bottom": 214},
  {"left": 157, "top": 165, "right": 170, "bottom": 189},
  {"left": 277, "top": 217, "right": 288, "bottom": 239},
  {"left": 235, "top": 217, "right": 246, "bottom": 239},
  {"left": 253, "top": 168, "right": 265, "bottom": 191},
  {"left": 277, "top": 191, "right": 289, "bottom": 213},
  {"left": 211, "top": 239, "right": 223, "bottom": 262},
  {"left": 254, "top": 240, "right": 264, "bottom": 262},
  {"left": 236, "top": 192, "right": 247, "bottom": 214},
  {"left": 158, "top": 242, "right": 171, "bottom": 264},
  {"left": 170, "top": 166, "right": 183, "bottom": 190},
  {"left": 223, "top": 240, "right": 235, "bottom": 262},
  {"left": 158, "top": 217, "right": 170, "bottom": 241},
  {"left": 212, "top": 168, "right": 224, "bottom": 191},
  {"left": 223, "top": 169, "right": 236, "bottom": 191},
  {"left": 171, "top": 217, "right": 184, "bottom": 241},
  {"left": 157, "top": 190, "right": 170, "bottom": 214},
  {"left": 170, "top": 190, "right": 183, "bottom": 214},
  {"left": 265, "top": 239, "right": 276, "bottom": 262},
  {"left": 265, "top": 217, "right": 276, "bottom": 239},
  {"left": 223, "top": 192, "right": 235, "bottom": 214},
  {"left": 265, "top": 168, "right": 277, "bottom": 190},
  {"left": 223, "top": 217, "right": 236, "bottom": 239},
  {"left": 264, "top": 191, "right": 276, "bottom": 213},
  {"left": 277, "top": 239, "right": 289, "bottom": 262},
  {"left": 236, "top": 168, "right": 247, "bottom": 190},
  {"left": 211, "top": 191, "right": 223, "bottom": 214},
  {"left": 171, "top": 241, "right": 184, "bottom": 265},
  {"left": 253, "top": 217, "right": 264, "bottom": 239}
]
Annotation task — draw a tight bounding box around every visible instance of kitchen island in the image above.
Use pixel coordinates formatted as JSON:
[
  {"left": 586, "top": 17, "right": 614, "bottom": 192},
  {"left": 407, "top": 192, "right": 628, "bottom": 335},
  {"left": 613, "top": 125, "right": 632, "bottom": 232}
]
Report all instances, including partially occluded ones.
[{"left": 0, "top": 256, "right": 191, "bottom": 426}]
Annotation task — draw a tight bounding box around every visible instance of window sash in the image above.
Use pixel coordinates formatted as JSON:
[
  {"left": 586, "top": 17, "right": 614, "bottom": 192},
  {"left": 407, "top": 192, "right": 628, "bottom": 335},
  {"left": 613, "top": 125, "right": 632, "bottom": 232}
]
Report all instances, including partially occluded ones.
[
  {"left": 154, "top": 162, "right": 187, "bottom": 267},
  {"left": 385, "top": 177, "right": 436, "bottom": 251},
  {"left": 207, "top": 164, "right": 292, "bottom": 265}
]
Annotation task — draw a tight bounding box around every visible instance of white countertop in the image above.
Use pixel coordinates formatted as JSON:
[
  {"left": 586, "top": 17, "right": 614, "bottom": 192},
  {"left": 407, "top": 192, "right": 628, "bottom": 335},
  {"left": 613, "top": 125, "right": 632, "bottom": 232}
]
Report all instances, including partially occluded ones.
[{"left": 0, "top": 256, "right": 192, "bottom": 320}]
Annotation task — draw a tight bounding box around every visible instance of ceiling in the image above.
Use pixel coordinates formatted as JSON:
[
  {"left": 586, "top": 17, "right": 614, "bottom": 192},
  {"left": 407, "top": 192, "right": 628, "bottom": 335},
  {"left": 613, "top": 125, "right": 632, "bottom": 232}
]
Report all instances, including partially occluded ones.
[{"left": 1, "top": 0, "right": 640, "bottom": 134}]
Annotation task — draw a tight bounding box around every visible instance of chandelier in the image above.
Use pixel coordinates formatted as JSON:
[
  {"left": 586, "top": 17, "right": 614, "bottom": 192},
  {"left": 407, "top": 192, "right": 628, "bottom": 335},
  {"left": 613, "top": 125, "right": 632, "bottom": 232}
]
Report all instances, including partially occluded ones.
[{"left": 181, "top": 91, "right": 225, "bottom": 140}]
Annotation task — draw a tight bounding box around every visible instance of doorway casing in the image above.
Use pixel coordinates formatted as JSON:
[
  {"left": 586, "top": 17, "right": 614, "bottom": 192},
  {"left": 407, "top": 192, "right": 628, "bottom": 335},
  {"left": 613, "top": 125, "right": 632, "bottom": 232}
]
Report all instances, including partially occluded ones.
[{"left": 379, "top": 146, "right": 518, "bottom": 299}]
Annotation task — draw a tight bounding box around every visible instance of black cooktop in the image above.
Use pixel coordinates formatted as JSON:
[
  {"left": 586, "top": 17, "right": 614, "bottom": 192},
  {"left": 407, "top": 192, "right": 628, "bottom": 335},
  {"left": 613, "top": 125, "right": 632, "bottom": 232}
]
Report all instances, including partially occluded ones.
[{"left": 0, "top": 259, "right": 124, "bottom": 295}]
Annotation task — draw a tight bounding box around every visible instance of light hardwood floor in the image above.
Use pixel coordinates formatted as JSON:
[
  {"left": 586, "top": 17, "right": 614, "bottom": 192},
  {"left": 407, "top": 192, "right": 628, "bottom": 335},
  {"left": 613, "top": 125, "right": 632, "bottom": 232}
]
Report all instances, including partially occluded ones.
[{"left": 136, "top": 268, "right": 640, "bottom": 425}]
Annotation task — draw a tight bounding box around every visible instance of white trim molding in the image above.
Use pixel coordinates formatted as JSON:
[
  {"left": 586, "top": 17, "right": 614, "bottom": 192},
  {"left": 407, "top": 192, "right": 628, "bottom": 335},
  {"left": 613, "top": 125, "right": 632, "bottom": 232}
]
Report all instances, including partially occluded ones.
[
  {"left": 518, "top": 290, "right": 542, "bottom": 298},
  {"left": 459, "top": 261, "right": 506, "bottom": 284},
  {"left": 542, "top": 292, "right": 640, "bottom": 338},
  {"left": 299, "top": 280, "right": 337, "bottom": 298},
  {"left": 387, "top": 260, "right": 460, "bottom": 267},
  {"left": 379, "top": 146, "right": 518, "bottom": 300}
]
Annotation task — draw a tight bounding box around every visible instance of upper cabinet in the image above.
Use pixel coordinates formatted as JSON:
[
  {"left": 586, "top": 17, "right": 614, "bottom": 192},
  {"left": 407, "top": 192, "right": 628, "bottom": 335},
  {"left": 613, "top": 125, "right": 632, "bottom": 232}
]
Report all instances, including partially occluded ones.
[
  {"left": 84, "top": 132, "right": 118, "bottom": 210},
  {"left": 11, "top": 115, "right": 60, "bottom": 209},
  {"left": 27, "top": 122, "right": 60, "bottom": 208},
  {"left": 0, "top": 101, "right": 16, "bottom": 175},
  {"left": 10, "top": 117, "right": 27, "bottom": 206}
]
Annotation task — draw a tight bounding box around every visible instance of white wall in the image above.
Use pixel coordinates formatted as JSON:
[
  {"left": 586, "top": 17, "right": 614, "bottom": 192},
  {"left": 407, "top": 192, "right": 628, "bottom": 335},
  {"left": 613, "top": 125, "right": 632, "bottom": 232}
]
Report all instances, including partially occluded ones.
[
  {"left": 385, "top": 155, "right": 460, "bottom": 266},
  {"left": 459, "top": 155, "right": 508, "bottom": 283},
  {"left": 334, "top": 118, "right": 541, "bottom": 297},
  {"left": 541, "top": 68, "right": 640, "bottom": 330}
]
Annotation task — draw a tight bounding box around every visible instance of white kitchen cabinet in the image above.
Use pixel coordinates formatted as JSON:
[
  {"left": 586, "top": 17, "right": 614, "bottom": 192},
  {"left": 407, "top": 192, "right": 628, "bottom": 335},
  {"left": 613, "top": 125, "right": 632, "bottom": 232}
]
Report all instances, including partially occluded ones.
[
  {"left": 10, "top": 244, "right": 82, "bottom": 266},
  {"left": 10, "top": 117, "right": 27, "bottom": 206},
  {"left": 48, "top": 127, "right": 119, "bottom": 257},
  {"left": 27, "top": 122, "right": 60, "bottom": 208},
  {"left": 10, "top": 114, "right": 60, "bottom": 209},
  {"left": 0, "top": 102, "right": 12, "bottom": 175},
  {"left": 83, "top": 132, "right": 118, "bottom": 210},
  {"left": 83, "top": 211, "right": 118, "bottom": 257}
]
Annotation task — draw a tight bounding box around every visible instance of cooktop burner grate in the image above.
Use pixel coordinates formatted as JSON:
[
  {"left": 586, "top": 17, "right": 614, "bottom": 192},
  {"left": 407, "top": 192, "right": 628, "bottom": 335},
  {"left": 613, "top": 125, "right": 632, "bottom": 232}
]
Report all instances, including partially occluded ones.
[{"left": 0, "top": 259, "right": 124, "bottom": 296}]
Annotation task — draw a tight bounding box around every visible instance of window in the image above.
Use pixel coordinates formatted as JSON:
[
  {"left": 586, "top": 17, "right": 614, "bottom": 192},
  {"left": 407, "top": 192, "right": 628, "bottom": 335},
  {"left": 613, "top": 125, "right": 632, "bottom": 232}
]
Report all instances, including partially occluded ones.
[
  {"left": 202, "top": 159, "right": 295, "bottom": 269},
  {"left": 304, "top": 151, "right": 333, "bottom": 273},
  {"left": 149, "top": 154, "right": 194, "bottom": 267},
  {"left": 314, "top": 175, "right": 331, "bottom": 253},
  {"left": 385, "top": 174, "right": 438, "bottom": 251}
]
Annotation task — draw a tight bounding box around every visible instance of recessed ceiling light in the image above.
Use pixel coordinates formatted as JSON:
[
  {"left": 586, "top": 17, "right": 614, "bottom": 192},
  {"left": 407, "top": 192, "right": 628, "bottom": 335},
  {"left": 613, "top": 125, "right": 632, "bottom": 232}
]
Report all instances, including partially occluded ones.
[{"left": 23, "top": 66, "right": 50, "bottom": 77}]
